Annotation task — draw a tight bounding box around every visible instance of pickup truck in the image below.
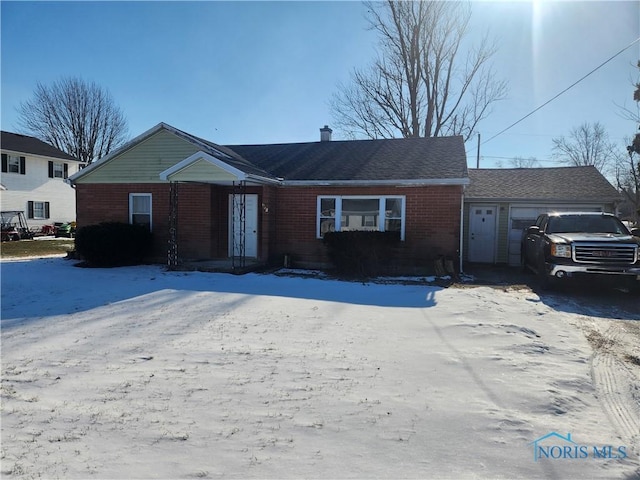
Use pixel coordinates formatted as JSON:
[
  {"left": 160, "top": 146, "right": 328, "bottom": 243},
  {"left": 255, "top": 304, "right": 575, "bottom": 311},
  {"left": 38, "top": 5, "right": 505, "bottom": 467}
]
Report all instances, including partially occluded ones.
[{"left": 522, "top": 212, "right": 640, "bottom": 290}]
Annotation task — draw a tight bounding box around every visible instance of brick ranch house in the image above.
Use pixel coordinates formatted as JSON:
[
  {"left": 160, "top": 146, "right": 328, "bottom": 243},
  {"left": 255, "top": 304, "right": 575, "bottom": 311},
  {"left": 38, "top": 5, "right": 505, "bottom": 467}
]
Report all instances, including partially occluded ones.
[{"left": 69, "top": 123, "right": 469, "bottom": 272}]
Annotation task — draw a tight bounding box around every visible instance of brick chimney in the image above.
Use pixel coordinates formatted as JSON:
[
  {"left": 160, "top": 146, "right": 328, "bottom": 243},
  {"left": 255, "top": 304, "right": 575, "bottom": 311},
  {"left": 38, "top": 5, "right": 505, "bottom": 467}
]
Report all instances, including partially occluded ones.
[{"left": 320, "top": 125, "right": 332, "bottom": 142}]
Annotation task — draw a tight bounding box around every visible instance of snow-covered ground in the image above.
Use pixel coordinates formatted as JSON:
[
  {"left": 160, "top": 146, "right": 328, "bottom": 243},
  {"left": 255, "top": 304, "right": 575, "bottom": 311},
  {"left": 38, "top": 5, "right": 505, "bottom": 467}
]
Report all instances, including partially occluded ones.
[{"left": 1, "top": 256, "right": 639, "bottom": 479}]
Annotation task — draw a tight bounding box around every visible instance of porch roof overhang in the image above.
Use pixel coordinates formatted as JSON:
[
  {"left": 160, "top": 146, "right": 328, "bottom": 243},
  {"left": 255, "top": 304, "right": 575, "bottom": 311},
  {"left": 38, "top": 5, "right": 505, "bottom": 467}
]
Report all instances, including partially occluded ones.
[{"left": 159, "top": 151, "right": 282, "bottom": 185}]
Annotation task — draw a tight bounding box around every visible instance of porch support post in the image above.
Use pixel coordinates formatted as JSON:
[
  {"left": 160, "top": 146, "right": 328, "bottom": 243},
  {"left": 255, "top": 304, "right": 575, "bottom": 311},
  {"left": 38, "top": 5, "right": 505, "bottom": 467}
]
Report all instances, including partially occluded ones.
[
  {"left": 168, "top": 181, "right": 179, "bottom": 270},
  {"left": 459, "top": 189, "right": 465, "bottom": 274},
  {"left": 231, "top": 181, "right": 247, "bottom": 270}
]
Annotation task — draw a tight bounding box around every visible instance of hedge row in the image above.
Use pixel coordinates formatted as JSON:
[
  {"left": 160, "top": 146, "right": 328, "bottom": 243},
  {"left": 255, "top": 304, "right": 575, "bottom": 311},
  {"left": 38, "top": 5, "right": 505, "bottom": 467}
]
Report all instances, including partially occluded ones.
[
  {"left": 322, "top": 231, "right": 400, "bottom": 277},
  {"left": 74, "top": 222, "right": 152, "bottom": 267}
]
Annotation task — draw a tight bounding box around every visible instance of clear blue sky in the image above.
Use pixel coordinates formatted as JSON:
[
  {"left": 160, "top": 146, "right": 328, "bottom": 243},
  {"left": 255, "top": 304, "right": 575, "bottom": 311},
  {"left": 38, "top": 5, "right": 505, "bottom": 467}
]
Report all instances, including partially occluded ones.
[{"left": 1, "top": 1, "right": 638, "bottom": 169}]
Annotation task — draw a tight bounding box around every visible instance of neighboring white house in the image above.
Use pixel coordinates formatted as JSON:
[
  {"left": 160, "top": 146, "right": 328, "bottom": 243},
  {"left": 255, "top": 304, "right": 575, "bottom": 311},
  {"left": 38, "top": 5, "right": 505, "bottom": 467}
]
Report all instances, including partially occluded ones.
[{"left": 1, "top": 131, "right": 84, "bottom": 229}]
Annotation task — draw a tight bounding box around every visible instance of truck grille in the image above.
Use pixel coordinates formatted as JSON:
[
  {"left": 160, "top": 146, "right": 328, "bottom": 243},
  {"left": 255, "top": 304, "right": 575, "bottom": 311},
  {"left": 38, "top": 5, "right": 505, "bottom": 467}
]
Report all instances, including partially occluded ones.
[{"left": 573, "top": 243, "right": 638, "bottom": 264}]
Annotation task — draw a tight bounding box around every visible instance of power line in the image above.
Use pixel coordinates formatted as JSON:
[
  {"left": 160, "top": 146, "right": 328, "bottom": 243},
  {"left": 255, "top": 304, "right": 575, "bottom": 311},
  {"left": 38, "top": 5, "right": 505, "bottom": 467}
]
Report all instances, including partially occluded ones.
[{"left": 482, "top": 37, "right": 640, "bottom": 146}]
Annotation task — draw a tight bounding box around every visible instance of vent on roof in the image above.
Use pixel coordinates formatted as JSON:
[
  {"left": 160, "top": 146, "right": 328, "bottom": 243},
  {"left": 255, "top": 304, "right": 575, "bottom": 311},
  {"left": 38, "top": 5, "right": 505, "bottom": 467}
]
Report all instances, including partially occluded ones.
[{"left": 320, "top": 125, "right": 332, "bottom": 142}]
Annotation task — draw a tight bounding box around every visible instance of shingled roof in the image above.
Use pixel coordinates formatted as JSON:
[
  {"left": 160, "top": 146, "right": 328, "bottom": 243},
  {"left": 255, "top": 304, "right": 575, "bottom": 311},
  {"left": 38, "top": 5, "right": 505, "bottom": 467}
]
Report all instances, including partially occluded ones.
[
  {"left": 227, "top": 136, "right": 468, "bottom": 182},
  {"left": 466, "top": 166, "right": 621, "bottom": 202},
  {"left": 70, "top": 123, "right": 469, "bottom": 185},
  {"left": 1, "top": 131, "right": 78, "bottom": 162},
  {"left": 165, "top": 126, "right": 277, "bottom": 180}
]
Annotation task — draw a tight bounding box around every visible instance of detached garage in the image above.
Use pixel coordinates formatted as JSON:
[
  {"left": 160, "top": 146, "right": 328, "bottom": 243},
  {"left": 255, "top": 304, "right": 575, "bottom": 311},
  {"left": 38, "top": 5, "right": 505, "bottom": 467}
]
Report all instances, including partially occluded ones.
[{"left": 463, "top": 166, "right": 622, "bottom": 266}]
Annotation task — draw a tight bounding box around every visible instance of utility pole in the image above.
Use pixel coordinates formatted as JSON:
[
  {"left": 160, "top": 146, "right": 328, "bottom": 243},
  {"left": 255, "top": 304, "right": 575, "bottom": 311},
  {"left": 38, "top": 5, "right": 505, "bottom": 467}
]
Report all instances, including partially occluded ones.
[{"left": 476, "top": 133, "right": 481, "bottom": 169}]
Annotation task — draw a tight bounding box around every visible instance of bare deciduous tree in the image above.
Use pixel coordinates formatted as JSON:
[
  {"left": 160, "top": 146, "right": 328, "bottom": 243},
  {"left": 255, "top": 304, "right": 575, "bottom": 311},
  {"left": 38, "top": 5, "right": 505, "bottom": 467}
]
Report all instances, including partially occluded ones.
[
  {"left": 17, "top": 77, "right": 129, "bottom": 164},
  {"left": 616, "top": 145, "right": 640, "bottom": 224},
  {"left": 330, "top": 1, "right": 507, "bottom": 141},
  {"left": 495, "top": 156, "right": 540, "bottom": 168},
  {"left": 618, "top": 62, "right": 640, "bottom": 223},
  {"left": 551, "top": 122, "right": 618, "bottom": 175}
]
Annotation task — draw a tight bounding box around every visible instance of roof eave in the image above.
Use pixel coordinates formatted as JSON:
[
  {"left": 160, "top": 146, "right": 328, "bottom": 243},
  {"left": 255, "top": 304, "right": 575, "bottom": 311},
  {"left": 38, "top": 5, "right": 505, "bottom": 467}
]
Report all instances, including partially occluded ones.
[
  {"left": 282, "top": 178, "right": 470, "bottom": 187},
  {"left": 246, "top": 174, "right": 283, "bottom": 185},
  {"left": 464, "top": 196, "right": 622, "bottom": 203},
  {"left": 1, "top": 147, "right": 79, "bottom": 164}
]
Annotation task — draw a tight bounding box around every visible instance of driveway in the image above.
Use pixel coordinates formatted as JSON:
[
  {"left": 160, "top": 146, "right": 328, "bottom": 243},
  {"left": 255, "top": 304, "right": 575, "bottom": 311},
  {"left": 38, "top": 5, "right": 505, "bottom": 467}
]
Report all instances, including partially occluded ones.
[{"left": 462, "top": 264, "right": 640, "bottom": 317}]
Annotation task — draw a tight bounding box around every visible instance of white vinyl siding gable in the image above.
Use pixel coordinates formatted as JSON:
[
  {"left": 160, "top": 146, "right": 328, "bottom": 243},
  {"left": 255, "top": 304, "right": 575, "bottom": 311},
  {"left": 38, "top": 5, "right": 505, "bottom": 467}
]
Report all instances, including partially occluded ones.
[
  {"left": 165, "top": 158, "right": 240, "bottom": 183},
  {"left": 73, "top": 130, "right": 200, "bottom": 184}
]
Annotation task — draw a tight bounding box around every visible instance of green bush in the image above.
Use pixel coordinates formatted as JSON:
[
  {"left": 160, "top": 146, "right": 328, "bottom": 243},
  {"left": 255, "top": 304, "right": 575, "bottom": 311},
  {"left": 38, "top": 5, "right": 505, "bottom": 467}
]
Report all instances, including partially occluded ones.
[
  {"left": 322, "top": 231, "right": 400, "bottom": 277},
  {"left": 74, "top": 222, "right": 153, "bottom": 267}
]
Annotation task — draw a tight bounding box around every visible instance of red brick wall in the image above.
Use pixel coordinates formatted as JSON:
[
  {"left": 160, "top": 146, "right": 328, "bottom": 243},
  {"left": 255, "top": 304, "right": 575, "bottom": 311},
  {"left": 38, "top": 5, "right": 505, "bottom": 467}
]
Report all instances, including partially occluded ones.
[
  {"left": 76, "top": 183, "right": 463, "bottom": 270},
  {"left": 273, "top": 185, "right": 463, "bottom": 270},
  {"left": 176, "top": 183, "right": 213, "bottom": 260},
  {"left": 76, "top": 183, "right": 214, "bottom": 261},
  {"left": 261, "top": 185, "right": 278, "bottom": 262},
  {"left": 76, "top": 183, "right": 276, "bottom": 263}
]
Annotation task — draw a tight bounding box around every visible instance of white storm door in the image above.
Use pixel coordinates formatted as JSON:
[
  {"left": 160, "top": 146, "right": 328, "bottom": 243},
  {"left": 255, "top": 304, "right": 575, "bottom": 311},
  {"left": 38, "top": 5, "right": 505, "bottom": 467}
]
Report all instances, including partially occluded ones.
[
  {"left": 468, "top": 205, "right": 497, "bottom": 263},
  {"left": 228, "top": 194, "right": 258, "bottom": 258}
]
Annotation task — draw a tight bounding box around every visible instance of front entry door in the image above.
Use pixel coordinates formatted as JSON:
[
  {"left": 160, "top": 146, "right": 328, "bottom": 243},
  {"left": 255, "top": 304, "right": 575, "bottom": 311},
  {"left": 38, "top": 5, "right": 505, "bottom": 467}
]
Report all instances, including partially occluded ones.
[
  {"left": 228, "top": 194, "right": 258, "bottom": 258},
  {"left": 468, "top": 205, "right": 497, "bottom": 263}
]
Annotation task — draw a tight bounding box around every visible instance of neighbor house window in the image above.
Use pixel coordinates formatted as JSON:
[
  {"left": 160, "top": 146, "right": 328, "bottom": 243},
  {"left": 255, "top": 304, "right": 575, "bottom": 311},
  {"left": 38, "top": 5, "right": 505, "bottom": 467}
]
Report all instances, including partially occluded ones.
[
  {"left": 1, "top": 154, "right": 25, "bottom": 174},
  {"left": 28, "top": 201, "right": 50, "bottom": 219},
  {"left": 8, "top": 156, "right": 20, "bottom": 173},
  {"left": 317, "top": 196, "right": 405, "bottom": 240},
  {"left": 48, "top": 161, "right": 68, "bottom": 179},
  {"left": 129, "top": 193, "right": 152, "bottom": 231}
]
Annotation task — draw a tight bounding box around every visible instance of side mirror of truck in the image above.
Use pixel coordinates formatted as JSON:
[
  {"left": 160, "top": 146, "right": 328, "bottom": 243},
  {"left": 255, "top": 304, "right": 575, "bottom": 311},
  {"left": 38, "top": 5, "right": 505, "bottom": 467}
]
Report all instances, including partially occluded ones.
[
  {"left": 526, "top": 225, "right": 540, "bottom": 235},
  {"left": 631, "top": 227, "right": 640, "bottom": 237}
]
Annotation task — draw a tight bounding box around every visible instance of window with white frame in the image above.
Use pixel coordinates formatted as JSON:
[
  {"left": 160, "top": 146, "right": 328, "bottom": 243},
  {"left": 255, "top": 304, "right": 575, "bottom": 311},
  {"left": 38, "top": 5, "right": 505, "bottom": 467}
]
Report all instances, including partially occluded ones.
[
  {"left": 319, "top": 197, "right": 336, "bottom": 236},
  {"left": 8, "top": 155, "right": 20, "bottom": 173},
  {"left": 34, "top": 202, "right": 45, "bottom": 219},
  {"left": 48, "top": 161, "right": 68, "bottom": 179},
  {"left": 317, "top": 196, "right": 405, "bottom": 239},
  {"left": 28, "top": 201, "right": 50, "bottom": 219},
  {"left": 1, "top": 154, "right": 25, "bottom": 174},
  {"left": 53, "top": 162, "right": 64, "bottom": 178},
  {"left": 129, "top": 193, "right": 152, "bottom": 230}
]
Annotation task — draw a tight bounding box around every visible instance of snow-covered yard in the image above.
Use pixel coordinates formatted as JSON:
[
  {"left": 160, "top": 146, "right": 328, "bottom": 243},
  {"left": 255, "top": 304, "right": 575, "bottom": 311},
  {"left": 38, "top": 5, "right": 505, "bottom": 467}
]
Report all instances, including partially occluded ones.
[{"left": 1, "top": 257, "right": 639, "bottom": 479}]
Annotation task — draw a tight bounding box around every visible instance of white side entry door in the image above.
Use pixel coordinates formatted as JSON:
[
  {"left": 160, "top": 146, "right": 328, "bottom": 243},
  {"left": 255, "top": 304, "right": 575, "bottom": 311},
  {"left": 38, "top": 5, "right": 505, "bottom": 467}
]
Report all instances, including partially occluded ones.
[
  {"left": 468, "top": 205, "right": 497, "bottom": 263},
  {"left": 229, "top": 194, "right": 258, "bottom": 258}
]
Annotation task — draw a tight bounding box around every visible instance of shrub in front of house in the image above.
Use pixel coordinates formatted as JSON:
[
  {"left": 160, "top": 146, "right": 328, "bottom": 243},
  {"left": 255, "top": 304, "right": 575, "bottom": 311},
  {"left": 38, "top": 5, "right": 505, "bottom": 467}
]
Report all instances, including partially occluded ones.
[
  {"left": 74, "top": 222, "right": 153, "bottom": 267},
  {"left": 322, "top": 231, "right": 400, "bottom": 277}
]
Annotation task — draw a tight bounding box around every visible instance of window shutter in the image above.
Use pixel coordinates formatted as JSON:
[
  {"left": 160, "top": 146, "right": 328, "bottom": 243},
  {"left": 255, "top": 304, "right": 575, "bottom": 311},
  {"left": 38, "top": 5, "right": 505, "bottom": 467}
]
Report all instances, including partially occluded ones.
[
  {"left": 48, "top": 161, "right": 54, "bottom": 178},
  {"left": 27, "top": 201, "right": 34, "bottom": 219},
  {"left": 63, "top": 163, "right": 68, "bottom": 179},
  {"left": 19, "top": 156, "right": 26, "bottom": 175},
  {"left": 44, "top": 202, "right": 50, "bottom": 219},
  {"left": 1, "top": 154, "right": 7, "bottom": 173}
]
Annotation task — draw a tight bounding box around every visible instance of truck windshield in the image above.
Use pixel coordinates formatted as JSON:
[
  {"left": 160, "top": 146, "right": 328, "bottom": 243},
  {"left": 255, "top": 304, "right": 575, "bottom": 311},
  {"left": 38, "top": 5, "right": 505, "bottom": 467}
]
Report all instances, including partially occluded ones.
[{"left": 546, "top": 215, "right": 629, "bottom": 234}]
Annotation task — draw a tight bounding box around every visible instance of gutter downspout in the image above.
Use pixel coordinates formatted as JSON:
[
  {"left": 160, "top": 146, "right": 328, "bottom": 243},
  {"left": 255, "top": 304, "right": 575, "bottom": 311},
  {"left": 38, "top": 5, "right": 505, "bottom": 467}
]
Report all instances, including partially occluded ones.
[{"left": 459, "top": 187, "right": 465, "bottom": 274}]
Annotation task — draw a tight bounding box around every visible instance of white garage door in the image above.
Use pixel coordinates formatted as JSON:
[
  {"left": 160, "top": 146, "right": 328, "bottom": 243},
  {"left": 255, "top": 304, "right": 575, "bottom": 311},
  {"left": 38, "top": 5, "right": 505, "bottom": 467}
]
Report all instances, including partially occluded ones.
[{"left": 507, "top": 205, "right": 603, "bottom": 266}]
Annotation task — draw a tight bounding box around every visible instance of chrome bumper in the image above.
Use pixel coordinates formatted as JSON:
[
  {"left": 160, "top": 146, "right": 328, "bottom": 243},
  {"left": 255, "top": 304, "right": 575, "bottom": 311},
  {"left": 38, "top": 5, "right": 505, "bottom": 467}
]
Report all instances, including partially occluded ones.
[{"left": 547, "top": 263, "right": 640, "bottom": 278}]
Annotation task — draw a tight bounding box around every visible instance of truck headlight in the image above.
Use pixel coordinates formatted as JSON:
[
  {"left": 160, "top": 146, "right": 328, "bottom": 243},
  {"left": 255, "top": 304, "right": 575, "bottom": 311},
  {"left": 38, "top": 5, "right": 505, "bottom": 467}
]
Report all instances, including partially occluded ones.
[{"left": 551, "top": 244, "right": 571, "bottom": 258}]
